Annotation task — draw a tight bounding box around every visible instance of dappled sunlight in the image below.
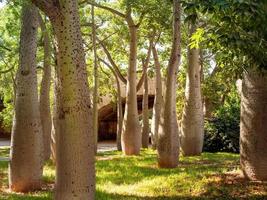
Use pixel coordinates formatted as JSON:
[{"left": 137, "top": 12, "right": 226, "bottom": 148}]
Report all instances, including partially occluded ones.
[{"left": 1, "top": 148, "right": 267, "bottom": 199}]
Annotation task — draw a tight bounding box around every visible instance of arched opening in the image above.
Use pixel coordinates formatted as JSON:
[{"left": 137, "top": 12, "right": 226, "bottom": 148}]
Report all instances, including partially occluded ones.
[{"left": 98, "top": 95, "right": 155, "bottom": 141}]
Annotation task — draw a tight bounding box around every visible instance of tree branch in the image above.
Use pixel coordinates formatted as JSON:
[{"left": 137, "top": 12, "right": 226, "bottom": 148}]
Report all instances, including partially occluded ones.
[
  {"left": 136, "top": 40, "right": 153, "bottom": 91},
  {"left": 84, "top": 1, "right": 126, "bottom": 19},
  {"left": 0, "top": 44, "right": 11, "bottom": 52},
  {"left": 97, "top": 38, "right": 127, "bottom": 84},
  {"left": 32, "top": 0, "right": 60, "bottom": 20},
  {"left": 83, "top": 31, "right": 119, "bottom": 51},
  {"left": 136, "top": 12, "right": 146, "bottom": 27},
  {"left": 98, "top": 57, "right": 126, "bottom": 84},
  {"left": 0, "top": 66, "right": 14, "bottom": 74}
]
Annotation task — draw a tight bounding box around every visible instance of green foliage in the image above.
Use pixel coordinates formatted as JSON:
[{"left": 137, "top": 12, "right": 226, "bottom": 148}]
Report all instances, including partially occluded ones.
[
  {"left": 189, "top": 28, "right": 204, "bottom": 49},
  {"left": 204, "top": 88, "right": 240, "bottom": 153},
  {"left": 183, "top": 0, "right": 267, "bottom": 70},
  {"left": 0, "top": 4, "right": 21, "bottom": 132}
]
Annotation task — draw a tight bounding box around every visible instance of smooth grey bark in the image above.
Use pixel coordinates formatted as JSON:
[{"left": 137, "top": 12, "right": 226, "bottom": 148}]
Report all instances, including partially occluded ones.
[
  {"left": 86, "top": 2, "right": 145, "bottom": 155},
  {"left": 151, "top": 45, "right": 162, "bottom": 150},
  {"left": 240, "top": 70, "right": 267, "bottom": 181},
  {"left": 141, "top": 42, "right": 153, "bottom": 148},
  {"left": 142, "top": 64, "right": 149, "bottom": 148},
  {"left": 180, "top": 24, "right": 204, "bottom": 156},
  {"left": 9, "top": 4, "right": 43, "bottom": 192},
  {"left": 121, "top": 21, "right": 141, "bottom": 155},
  {"left": 33, "top": 0, "right": 95, "bottom": 199},
  {"left": 51, "top": 71, "right": 58, "bottom": 164},
  {"left": 92, "top": 4, "right": 99, "bottom": 153},
  {"left": 157, "top": 0, "right": 181, "bottom": 168},
  {"left": 39, "top": 14, "right": 52, "bottom": 161},
  {"left": 115, "top": 74, "right": 123, "bottom": 151}
]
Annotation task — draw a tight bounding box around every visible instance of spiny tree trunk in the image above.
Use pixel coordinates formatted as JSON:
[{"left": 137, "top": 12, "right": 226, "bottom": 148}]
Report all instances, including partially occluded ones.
[
  {"left": 121, "top": 23, "right": 141, "bottom": 155},
  {"left": 39, "top": 14, "right": 52, "bottom": 161},
  {"left": 151, "top": 45, "right": 162, "bottom": 149},
  {"left": 9, "top": 4, "right": 43, "bottom": 192},
  {"left": 240, "top": 70, "right": 267, "bottom": 181},
  {"left": 33, "top": 1, "right": 95, "bottom": 199},
  {"left": 180, "top": 24, "right": 204, "bottom": 156},
  {"left": 53, "top": 10, "right": 95, "bottom": 200},
  {"left": 157, "top": 0, "right": 181, "bottom": 168},
  {"left": 142, "top": 67, "right": 149, "bottom": 148}
]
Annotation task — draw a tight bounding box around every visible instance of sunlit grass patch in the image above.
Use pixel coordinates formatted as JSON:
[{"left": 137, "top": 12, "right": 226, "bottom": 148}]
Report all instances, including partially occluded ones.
[{"left": 0, "top": 148, "right": 267, "bottom": 199}]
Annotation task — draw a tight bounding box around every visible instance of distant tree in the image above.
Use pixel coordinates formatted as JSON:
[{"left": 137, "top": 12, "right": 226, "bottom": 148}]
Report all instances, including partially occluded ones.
[
  {"left": 9, "top": 3, "right": 43, "bottom": 192},
  {"left": 157, "top": 0, "right": 181, "bottom": 168},
  {"left": 184, "top": 0, "right": 267, "bottom": 180},
  {"left": 180, "top": 23, "right": 204, "bottom": 156},
  {"left": 150, "top": 43, "right": 163, "bottom": 150},
  {"left": 38, "top": 13, "right": 52, "bottom": 161}
]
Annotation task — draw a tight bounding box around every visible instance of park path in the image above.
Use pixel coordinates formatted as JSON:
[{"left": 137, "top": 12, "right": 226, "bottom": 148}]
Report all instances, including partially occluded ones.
[
  {"left": 0, "top": 139, "right": 117, "bottom": 161},
  {"left": 0, "top": 139, "right": 10, "bottom": 147},
  {"left": 0, "top": 139, "right": 116, "bottom": 152}
]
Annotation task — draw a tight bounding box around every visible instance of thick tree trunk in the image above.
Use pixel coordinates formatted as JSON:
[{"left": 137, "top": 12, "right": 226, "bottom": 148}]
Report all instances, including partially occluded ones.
[
  {"left": 51, "top": 2, "right": 95, "bottom": 199},
  {"left": 180, "top": 24, "right": 204, "bottom": 156},
  {"left": 39, "top": 14, "right": 52, "bottom": 161},
  {"left": 121, "top": 24, "right": 141, "bottom": 155},
  {"left": 157, "top": 0, "right": 181, "bottom": 168},
  {"left": 9, "top": 4, "right": 43, "bottom": 192},
  {"left": 142, "top": 68, "right": 149, "bottom": 148},
  {"left": 151, "top": 46, "right": 162, "bottom": 149},
  {"left": 240, "top": 70, "right": 267, "bottom": 181}
]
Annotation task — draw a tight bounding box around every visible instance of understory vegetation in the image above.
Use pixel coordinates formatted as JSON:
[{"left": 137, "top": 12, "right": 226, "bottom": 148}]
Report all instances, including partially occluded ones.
[{"left": 1, "top": 148, "right": 266, "bottom": 200}]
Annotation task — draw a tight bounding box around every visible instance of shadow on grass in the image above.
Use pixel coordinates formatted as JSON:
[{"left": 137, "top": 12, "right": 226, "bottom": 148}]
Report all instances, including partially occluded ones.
[
  {"left": 0, "top": 147, "right": 9, "bottom": 157},
  {"left": 200, "top": 172, "right": 267, "bottom": 200},
  {"left": 0, "top": 192, "right": 52, "bottom": 200},
  {"left": 96, "top": 191, "right": 267, "bottom": 200},
  {"left": 96, "top": 150, "right": 239, "bottom": 185},
  {"left": 1, "top": 149, "right": 266, "bottom": 200}
]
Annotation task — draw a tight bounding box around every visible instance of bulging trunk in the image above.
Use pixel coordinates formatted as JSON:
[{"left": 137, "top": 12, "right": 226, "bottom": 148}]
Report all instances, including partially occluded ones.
[
  {"left": 142, "top": 70, "right": 149, "bottom": 148},
  {"left": 180, "top": 24, "right": 204, "bottom": 156},
  {"left": 39, "top": 15, "right": 52, "bottom": 161},
  {"left": 9, "top": 4, "right": 43, "bottom": 192},
  {"left": 151, "top": 46, "right": 162, "bottom": 149},
  {"left": 240, "top": 70, "right": 267, "bottom": 181},
  {"left": 157, "top": 0, "right": 181, "bottom": 168},
  {"left": 121, "top": 25, "right": 141, "bottom": 155},
  {"left": 52, "top": 1, "right": 95, "bottom": 199}
]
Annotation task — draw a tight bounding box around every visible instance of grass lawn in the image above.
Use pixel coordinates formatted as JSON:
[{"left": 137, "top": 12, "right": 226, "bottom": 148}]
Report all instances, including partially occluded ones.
[{"left": 0, "top": 147, "right": 267, "bottom": 200}]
